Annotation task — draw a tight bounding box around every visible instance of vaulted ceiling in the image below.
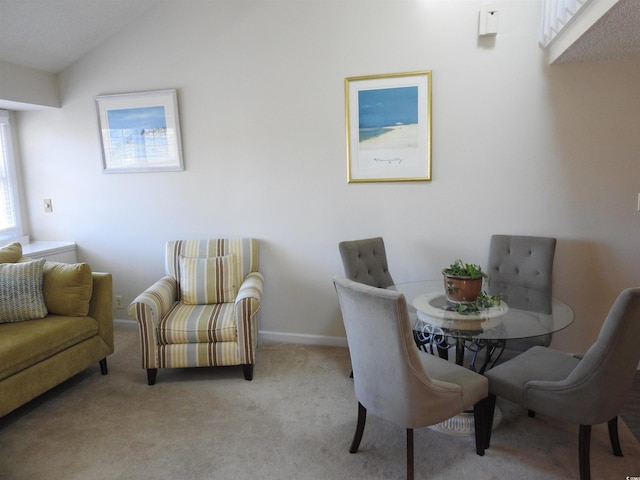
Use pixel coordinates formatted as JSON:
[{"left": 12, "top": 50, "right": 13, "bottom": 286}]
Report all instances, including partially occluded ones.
[
  {"left": 0, "top": 0, "right": 159, "bottom": 73},
  {"left": 0, "top": 0, "right": 638, "bottom": 75}
]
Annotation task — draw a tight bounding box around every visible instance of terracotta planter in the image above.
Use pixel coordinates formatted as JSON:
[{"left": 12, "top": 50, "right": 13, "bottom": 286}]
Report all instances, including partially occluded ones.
[{"left": 443, "top": 274, "right": 483, "bottom": 304}]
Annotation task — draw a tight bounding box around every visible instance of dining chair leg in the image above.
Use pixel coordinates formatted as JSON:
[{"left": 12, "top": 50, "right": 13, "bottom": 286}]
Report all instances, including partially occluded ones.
[
  {"left": 349, "top": 402, "right": 367, "bottom": 453},
  {"left": 406, "top": 428, "right": 414, "bottom": 480},
  {"left": 579, "top": 424, "right": 592, "bottom": 480},
  {"left": 608, "top": 416, "right": 623, "bottom": 457},
  {"left": 473, "top": 397, "right": 487, "bottom": 456},
  {"left": 485, "top": 393, "right": 497, "bottom": 449}
]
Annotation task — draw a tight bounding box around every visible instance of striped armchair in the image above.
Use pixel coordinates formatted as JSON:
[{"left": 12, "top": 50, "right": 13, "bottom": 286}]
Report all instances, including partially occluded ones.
[{"left": 128, "top": 239, "right": 264, "bottom": 385}]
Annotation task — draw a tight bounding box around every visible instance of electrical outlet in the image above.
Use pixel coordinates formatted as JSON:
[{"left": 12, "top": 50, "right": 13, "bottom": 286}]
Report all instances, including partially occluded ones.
[
  {"left": 115, "top": 295, "right": 123, "bottom": 309},
  {"left": 43, "top": 199, "right": 53, "bottom": 213}
]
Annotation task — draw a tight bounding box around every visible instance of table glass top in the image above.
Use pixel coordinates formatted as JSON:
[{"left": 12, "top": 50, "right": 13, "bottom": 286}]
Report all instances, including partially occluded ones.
[{"left": 390, "top": 280, "right": 574, "bottom": 341}]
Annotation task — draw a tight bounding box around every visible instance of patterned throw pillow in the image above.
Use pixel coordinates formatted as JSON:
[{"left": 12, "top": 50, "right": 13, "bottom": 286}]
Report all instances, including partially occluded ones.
[
  {"left": 179, "top": 255, "right": 238, "bottom": 305},
  {"left": 0, "top": 259, "right": 48, "bottom": 323}
]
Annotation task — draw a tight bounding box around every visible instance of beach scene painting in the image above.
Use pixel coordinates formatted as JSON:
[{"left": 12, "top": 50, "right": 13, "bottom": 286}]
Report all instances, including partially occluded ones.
[
  {"left": 358, "top": 86, "right": 418, "bottom": 151},
  {"left": 345, "top": 71, "right": 431, "bottom": 182},
  {"left": 96, "top": 90, "right": 184, "bottom": 173}
]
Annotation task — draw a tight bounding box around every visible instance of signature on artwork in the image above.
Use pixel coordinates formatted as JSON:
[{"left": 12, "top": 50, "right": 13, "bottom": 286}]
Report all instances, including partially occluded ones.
[{"left": 372, "top": 157, "right": 404, "bottom": 165}]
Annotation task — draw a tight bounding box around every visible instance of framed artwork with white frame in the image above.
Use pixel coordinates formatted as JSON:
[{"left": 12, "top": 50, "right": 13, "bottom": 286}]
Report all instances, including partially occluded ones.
[{"left": 96, "top": 89, "right": 184, "bottom": 173}]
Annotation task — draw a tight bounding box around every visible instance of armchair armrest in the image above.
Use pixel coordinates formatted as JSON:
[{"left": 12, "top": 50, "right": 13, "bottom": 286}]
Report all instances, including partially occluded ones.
[
  {"left": 128, "top": 276, "right": 178, "bottom": 325},
  {"left": 128, "top": 276, "right": 178, "bottom": 369},
  {"left": 235, "top": 271, "right": 264, "bottom": 304},
  {"left": 234, "top": 272, "right": 264, "bottom": 365}
]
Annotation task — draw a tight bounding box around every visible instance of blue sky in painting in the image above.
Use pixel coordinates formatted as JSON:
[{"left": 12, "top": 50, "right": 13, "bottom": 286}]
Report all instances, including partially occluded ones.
[
  {"left": 358, "top": 86, "right": 418, "bottom": 128},
  {"left": 107, "top": 106, "right": 166, "bottom": 131}
]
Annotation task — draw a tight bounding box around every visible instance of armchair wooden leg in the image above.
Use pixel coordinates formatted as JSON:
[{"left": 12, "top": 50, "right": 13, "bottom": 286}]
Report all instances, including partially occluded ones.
[
  {"left": 608, "top": 416, "right": 623, "bottom": 457},
  {"left": 406, "top": 428, "right": 414, "bottom": 480},
  {"left": 473, "top": 397, "right": 487, "bottom": 456},
  {"left": 242, "top": 364, "right": 253, "bottom": 381},
  {"left": 147, "top": 368, "right": 158, "bottom": 386},
  {"left": 99, "top": 358, "right": 108, "bottom": 375},
  {"left": 349, "top": 402, "right": 367, "bottom": 453},
  {"left": 579, "top": 424, "right": 592, "bottom": 480},
  {"left": 486, "top": 393, "right": 497, "bottom": 449}
]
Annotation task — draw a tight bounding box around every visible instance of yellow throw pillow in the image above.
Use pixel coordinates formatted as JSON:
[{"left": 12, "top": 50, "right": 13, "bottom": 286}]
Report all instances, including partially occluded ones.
[
  {"left": 42, "top": 261, "right": 93, "bottom": 316},
  {"left": 0, "top": 242, "right": 23, "bottom": 264},
  {"left": 179, "top": 255, "right": 238, "bottom": 304}
]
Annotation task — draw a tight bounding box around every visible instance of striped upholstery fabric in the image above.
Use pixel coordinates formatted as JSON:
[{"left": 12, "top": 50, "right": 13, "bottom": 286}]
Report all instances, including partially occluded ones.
[
  {"left": 128, "top": 238, "right": 263, "bottom": 376},
  {"left": 178, "top": 254, "right": 238, "bottom": 304},
  {"left": 160, "top": 303, "right": 237, "bottom": 344}
]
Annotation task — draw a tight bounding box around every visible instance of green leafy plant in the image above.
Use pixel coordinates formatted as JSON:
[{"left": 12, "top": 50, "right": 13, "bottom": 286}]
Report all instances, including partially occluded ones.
[
  {"left": 441, "top": 260, "right": 501, "bottom": 314},
  {"left": 444, "top": 291, "right": 502, "bottom": 314},
  {"left": 442, "top": 259, "right": 487, "bottom": 278}
]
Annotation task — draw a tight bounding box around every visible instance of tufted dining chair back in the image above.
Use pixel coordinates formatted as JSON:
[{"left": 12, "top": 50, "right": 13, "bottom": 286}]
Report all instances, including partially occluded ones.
[
  {"left": 338, "top": 237, "right": 394, "bottom": 288},
  {"left": 486, "top": 235, "right": 556, "bottom": 353}
]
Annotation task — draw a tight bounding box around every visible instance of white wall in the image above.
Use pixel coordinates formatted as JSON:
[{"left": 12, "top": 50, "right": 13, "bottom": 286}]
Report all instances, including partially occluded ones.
[{"left": 15, "top": 0, "right": 640, "bottom": 353}]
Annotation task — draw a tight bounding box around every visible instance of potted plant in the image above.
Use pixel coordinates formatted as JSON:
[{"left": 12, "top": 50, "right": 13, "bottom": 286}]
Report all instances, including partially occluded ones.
[{"left": 442, "top": 259, "right": 487, "bottom": 304}]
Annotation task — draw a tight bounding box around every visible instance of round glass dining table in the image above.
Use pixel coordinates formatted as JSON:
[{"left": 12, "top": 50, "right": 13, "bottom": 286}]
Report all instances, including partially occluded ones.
[{"left": 390, "top": 280, "right": 574, "bottom": 374}]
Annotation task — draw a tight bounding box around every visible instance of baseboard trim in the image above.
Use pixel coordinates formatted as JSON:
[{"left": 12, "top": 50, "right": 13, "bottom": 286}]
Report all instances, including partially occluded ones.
[
  {"left": 113, "top": 319, "right": 348, "bottom": 348},
  {"left": 259, "top": 330, "right": 348, "bottom": 347}
]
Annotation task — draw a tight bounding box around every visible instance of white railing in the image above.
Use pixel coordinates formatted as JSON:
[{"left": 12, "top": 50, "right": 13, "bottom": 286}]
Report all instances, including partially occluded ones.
[{"left": 539, "top": 0, "right": 591, "bottom": 47}]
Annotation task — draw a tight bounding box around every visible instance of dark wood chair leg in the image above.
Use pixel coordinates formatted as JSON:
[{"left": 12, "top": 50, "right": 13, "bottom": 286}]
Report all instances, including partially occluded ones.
[
  {"left": 349, "top": 402, "right": 367, "bottom": 453},
  {"left": 99, "top": 358, "right": 108, "bottom": 375},
  {"left": 486, "top": 393, "right": 497, "bottom": 449},
  {"left": 242, "top": 364, "right": 253, "bottom": 381},
  {"left": 579, "top": 424, "right": 592, "bottom": 480},
  {"left": 608, "top": 416, "right": 623, "bottom": 457},
  {"left": 473, "top": 397, "right": 487, "bottom": 456},
  {"left": 147, "top": 368, "right": 157, "bottom": 385},
  {"left": 406, "top": 428, "right": 414, "bottom": 480}
]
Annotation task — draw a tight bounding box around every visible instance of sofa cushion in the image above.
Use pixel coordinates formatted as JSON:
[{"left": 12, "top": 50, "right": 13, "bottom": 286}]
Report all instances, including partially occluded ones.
[
  {"left": 0, "top": 242, "right": 23, "bottom": 264},
  {"left": 179, "top": 255, "right": 238, "bottom": 304},
  {"left": 0, "top": 259, "right": 48, "bottom": 323},
  {"left": 43, "top": 261, "right": 93, "bottom": 316},
  {"left": 0, "top": 315, "right": 99, "bottom": 381}
]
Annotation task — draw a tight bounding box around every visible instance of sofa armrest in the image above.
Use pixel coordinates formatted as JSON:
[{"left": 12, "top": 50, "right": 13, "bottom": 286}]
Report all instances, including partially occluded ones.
[{"left": 89, "top": 272, "right": 114, "bottom": 353}]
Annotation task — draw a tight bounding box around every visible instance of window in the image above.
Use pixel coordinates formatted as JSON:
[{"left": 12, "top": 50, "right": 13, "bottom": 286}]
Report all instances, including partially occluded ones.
[{"left": 0, "top": 110, "right": 24, "bottom": 242}]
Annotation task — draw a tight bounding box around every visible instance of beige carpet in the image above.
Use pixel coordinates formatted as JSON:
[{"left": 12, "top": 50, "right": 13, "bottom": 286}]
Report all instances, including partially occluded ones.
[{"left": 1, "top": 325, "right": 639, "bottom": 480}]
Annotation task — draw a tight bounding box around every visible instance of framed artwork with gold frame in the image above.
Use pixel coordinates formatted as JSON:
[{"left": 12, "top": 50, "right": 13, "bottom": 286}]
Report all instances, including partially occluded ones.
[{"left": 344, "top": 71, "right": 432, "bottom": 183}]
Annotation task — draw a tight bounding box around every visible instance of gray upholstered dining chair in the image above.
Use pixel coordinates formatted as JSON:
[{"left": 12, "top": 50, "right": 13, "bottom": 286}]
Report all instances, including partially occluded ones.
[
  {"left": 486, "top": 234, "right": 556, "bottom": 357},
  {"left": 484, "top": 287, "right": 640, "bottom": 480},
  {"left": 338, "top": 237, "right": 395, "bottom": 288},
  {"left": 333, "top": 276, "right": 489, "bottom": 480}
]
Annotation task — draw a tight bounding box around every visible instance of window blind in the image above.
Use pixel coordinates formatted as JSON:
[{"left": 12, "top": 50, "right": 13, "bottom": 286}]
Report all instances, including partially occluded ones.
[{"left": 0, "top": 110, "right": 22, "bottom": 241}]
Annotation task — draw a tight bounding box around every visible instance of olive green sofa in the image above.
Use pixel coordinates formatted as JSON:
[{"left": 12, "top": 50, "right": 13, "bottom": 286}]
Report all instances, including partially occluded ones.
[{"left": 0, "top": 242, "right": 114, "bottom": 418}]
